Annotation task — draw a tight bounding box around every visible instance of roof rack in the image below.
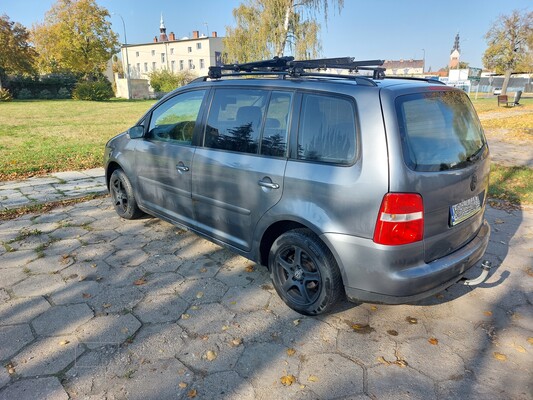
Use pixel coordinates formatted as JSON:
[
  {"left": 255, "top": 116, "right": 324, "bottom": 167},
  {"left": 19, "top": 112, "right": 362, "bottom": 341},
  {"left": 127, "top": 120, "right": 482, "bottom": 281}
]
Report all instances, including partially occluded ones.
[{"left": 207, "top": 56, "right": 386, "bottom": 80}]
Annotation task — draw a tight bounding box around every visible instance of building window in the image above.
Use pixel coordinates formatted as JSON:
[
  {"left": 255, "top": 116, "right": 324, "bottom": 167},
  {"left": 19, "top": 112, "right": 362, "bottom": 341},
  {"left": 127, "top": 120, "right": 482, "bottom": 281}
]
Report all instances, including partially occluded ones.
[
  {"left": 188, "top": 46, "right": 192, "bottom": 53},
  {"left": 151, "top": 50, "right": 155, "bottom": 56},
  {"left": 170, "top": 48, "right": 174, "bottom": 55},
  {"left": 171, "top": 60, "right": 175, "bottom": 72},
  {"left": 144, "top": 62, "right": 148, "bottom": 72},
  {"left": 196, "top": 43, "right": 202, "bottom": 50},
  {"left": 199, "top": 59, "right": 205, "bottom": 69},
  {"left": 179, "top": 60, "right": 184, "bottom": 71},
  {"left": 161, "top": 53, "right": 165, "bottom": 63},
  {"left": 152, "top": 62, "right": 156, "bottom": 70},
  {"left": 136, "top": 51, "right": 139, "bottom": 57},
  {"left": 188, "top": 59, "right": 194, "bottom": 69}
]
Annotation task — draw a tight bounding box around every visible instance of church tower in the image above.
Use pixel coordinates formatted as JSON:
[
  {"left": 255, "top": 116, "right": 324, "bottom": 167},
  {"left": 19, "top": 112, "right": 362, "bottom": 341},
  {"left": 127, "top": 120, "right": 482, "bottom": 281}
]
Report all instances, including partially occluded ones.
[
  {"left": 449, "top": 33, "right": 460, "bottom": 69},
  {"left": 159, "top": 14, "right": 168, "bottom": 42}
]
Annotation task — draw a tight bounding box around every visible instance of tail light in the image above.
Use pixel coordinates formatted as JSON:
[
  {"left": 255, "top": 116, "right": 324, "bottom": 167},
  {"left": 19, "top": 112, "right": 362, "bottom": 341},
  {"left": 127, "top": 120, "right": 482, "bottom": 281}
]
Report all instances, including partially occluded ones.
[{"left": 373, "top": 193, "right": 424, "bottom": 245}]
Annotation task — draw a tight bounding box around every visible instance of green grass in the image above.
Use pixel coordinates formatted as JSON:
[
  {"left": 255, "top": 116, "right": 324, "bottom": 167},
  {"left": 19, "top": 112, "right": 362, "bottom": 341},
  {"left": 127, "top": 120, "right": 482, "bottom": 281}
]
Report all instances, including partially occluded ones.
[
  {"left": 488, "top": 164, "right": 533, "bottom": 205},
  {"left": 0, "top": 99, "right": 154, "bottom": 180}
]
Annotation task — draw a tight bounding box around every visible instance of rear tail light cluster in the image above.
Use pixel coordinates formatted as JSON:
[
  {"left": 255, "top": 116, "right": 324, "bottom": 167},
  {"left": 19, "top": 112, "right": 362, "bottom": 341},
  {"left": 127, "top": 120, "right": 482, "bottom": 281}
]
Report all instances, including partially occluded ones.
[{"left": 373, "top": 193, "right": 424, "bottom": 245}]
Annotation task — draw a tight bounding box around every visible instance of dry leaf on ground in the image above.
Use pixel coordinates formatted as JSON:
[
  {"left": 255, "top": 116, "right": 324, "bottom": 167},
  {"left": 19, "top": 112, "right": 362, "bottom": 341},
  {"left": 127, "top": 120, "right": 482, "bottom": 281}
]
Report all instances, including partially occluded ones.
[
  {"left": 133, "top": 278, "right": 147, "bottom": 286},
  {"left": 428, "top": 337, "right": 439, "bottom": 345},
  {"left": 280, "top": 375, "right": 296, "bottom": 386},
  {"left": 286, "top": 348, "right": 296, "bottom": 356},
  {"left": 493, "top": 352, "right": 507, "bottom": 361},
  {"left": 179, "top": 382, "right": 188, "bottom": 389},
  {"left": 187, "top": 389, "right": 197, "bottom": 398},
  {"left": 307, "top": 375, "right": 319, "bottom": 382},
  {"left": 205, "top": 350, "right": 217, "bottom": 361}
]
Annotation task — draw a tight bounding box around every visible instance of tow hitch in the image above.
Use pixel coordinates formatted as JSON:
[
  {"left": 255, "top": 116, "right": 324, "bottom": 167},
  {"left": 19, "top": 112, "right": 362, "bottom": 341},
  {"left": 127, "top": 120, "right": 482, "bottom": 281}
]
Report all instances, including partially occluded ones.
[{"left": 463, "top": 260, "right": 492, "bottom": 286}]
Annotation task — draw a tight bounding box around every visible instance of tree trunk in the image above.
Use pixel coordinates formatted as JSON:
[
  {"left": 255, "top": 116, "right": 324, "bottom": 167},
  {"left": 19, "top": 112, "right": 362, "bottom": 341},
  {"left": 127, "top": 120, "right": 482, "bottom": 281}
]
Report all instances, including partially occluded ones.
[
  {"left": 501, "top": 69, "right": 512, "bottom": 95},
  {"left": 276, "top": 4, "right": 293, "bottom": 57}
]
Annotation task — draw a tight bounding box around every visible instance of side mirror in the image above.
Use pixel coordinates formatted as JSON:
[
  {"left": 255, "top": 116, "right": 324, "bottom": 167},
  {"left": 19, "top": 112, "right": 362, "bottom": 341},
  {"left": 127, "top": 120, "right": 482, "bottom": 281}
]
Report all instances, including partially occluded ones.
[{"left": 128, "top": 126, "right": 144, "bottom": 139}]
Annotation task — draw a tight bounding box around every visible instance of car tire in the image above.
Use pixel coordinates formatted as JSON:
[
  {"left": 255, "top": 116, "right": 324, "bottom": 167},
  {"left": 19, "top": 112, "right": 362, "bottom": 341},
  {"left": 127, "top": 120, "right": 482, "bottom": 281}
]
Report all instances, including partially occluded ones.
[
  {"left": 269, "top": 229, "right": 344, "bottom": 315},
  {"left": 109, "top": 169, "right": 143, "bottom": 220}
]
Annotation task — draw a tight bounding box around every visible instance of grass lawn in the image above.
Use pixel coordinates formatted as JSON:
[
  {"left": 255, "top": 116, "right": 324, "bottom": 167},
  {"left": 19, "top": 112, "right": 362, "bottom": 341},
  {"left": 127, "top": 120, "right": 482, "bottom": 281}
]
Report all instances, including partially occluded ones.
[
  {"left": 0, "top": 99, "right": 154, "bottom": 180},
  {"left": 1, "top": 96, "right": 531, "bottom": 205}
]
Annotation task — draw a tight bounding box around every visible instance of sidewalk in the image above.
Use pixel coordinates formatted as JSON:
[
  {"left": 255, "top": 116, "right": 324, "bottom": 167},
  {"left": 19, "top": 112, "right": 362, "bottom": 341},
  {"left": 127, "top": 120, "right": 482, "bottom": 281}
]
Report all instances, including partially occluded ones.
[{"left": 0, "top": 168, "right": 107, "bottom": 211}]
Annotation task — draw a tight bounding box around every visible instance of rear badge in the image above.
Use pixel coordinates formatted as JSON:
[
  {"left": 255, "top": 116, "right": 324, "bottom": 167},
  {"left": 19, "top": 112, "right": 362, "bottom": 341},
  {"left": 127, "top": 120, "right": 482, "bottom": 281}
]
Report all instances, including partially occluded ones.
[
  {"left": 450, "top": 195, "right": 481, "bottom": 226},
  {"left": 470, "top": 174, "right": 478, "bottom": 191}
]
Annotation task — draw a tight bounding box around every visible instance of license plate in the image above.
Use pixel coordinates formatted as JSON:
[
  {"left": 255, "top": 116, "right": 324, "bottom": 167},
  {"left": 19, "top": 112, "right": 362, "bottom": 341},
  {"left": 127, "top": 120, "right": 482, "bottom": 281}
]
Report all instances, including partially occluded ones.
[{"left": 450, "top": 195, "right": 481, "bottom": 226}]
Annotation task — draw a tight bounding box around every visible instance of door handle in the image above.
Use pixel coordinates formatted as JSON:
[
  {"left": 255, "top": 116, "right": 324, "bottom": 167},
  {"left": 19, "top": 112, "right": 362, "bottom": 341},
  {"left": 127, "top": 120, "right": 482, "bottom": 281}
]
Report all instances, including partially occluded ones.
[
  {"left": 176, "top": 164, "right": 189, "bottom": 172},
  {"left": 258, "top": 180, "right": 280, "bottom": 189}
]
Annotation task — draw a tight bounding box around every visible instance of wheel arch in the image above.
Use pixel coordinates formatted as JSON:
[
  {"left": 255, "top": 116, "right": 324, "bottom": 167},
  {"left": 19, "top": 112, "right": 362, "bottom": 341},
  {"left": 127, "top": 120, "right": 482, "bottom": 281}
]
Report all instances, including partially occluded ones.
[{"left": 105, "top": 161, "right": 122, "bottom": 190}]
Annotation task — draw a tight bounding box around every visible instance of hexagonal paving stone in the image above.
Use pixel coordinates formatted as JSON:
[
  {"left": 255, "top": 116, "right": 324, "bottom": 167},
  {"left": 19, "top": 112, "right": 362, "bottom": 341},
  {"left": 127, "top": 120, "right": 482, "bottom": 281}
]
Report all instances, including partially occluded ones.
[
  {"left": 191, "top": 371, "right": 255, "bottom": 400},
  {"left": 0, "top": 367, "right": 9, "bottom": 390},
  {"left": 279, "top": 317, "right": 338, "bottom": 354},
  {"left": 337, "top": 329, "right": 397, "bottom": 367},
  {"left": 0, "top": 297, "right": 51, "bottom": 325},
  {"left": 0, "top": 377, "right": 68, "bottom": 400},
  {"left": 227, "top": 309, "right": 282, "bottom": 343},
  {"left": 88, "top": 285, "right": 144, "bottom": 314},
  {"left": 0, "top": 324, "right": 34, "bottom": 360},
  {"left": 178, "top": 303, "right": 235, "bottom": 335},
  {"left": 32, "top": 303, "right": 94, "bottom": 336},
  {"left": 133, "top": 294, "right": 188, "bottom": 324},
  {"left": 175, "top": 256, "right": 221, "bottom": 279},
  {"left": 11, "top": 274, "right": 66, "bottom": 297},
  {"left": 105, "top": 248, "right": 149, "bottom": 268},
  {"left": 221, "top": 285, "right": 272, "bottom": 313},
  {"left": 134, "top": 272, "right": 184, "bottom": 295},
  {"left": 177, "top": 277, "right": 228, "bottom": 305},
  {"left": 1, "top": 249, "right": 38, "bottom": 269},
  {"left": 24, "top": 255, "right": 74, "bottom": 274},
  {"left": 11, "top": 335, "right": 80, "bottom": 377},
  {"left": 368, "top": 364, "right": 437, "bottom": 399},
  {"left": 126, "top": 323, "right": 186, "bottom": 361},
  {"left": 141, "top": 254, "right": 183, "bottom": 274},
  {"left": 44, "top": 238, "right": 83, "bottom": 258},
  {"left": 74, "top": 243, "right": 116, "bottom": 262},
  {"left": 0, "top": 268, "right": 27, "bottom": 289},
  {"left": 76, "top": 314, "right": 142, "bottom": 349},
  {"left": 300, "top": 353, "right": 364, "bottom": 399}
]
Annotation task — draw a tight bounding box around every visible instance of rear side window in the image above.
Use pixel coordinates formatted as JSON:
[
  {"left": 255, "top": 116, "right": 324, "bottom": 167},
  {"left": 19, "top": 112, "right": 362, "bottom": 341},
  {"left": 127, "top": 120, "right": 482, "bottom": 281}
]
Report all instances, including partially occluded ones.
[
  {"left": 396, "top": 91, "right": 486, "bottom": 172},
  {"left": 297, "top": 94, "right": 356, "bottom": 164}
]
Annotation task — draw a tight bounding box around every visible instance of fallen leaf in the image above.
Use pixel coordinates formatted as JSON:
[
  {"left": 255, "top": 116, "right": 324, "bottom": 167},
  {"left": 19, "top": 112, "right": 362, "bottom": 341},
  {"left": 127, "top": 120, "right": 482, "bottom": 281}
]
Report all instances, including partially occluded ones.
[
  {"left": 493, "top": 352, "right": 507, "bottom": 361},
  {"left": 178, "top": 368, "right": 186, "bottom": 376},
  {"left": 231, "top": 338, "right": 243, "bottom": 347},
  {"left": 307, "top": 375, "right": 319, "bottom": 382},
  {"left": 82, "top": 293, "right": 91, "bottom": 299},
  {"left": 190, "top": 305, "right": 199, "bottom": 310},
  {"left": 387, "top": 330, "right": 399, "bottom": 336},
  {"left": 199, "top": 267, "right": 208, "bottom": 273},
  {"left": 178, "top": 382, "right": 188, "bottom": 389},
  {"left": 377, "top": 356, "right": 391, "bottom": 365},
  {"left": 484, "top": 311, "right": 493, "bottom": 317},
  {"left": 526, "top": 268, "right": 533, "bottom": 277},
  {"left": 187, "top": 389, "right": 197, "bottom": 398},
  {"left": 406, "top": 316, "right": 418, "bottom": 324},
  {"left": 494, "top": 218, "right": 505, "bottom": 224},
  {"left": 91, "top": 264, "right": 97, "bottom": 268},
  {"left": 527, "top": 337, "right": 533, "bottom": 345},
  {"left": 428, "top": 337, "right": 439, "bottom": 345},
  {"left": 221, "top": 325, "right": 229, "bottom": 331},
  {"left": 370, "top": 305, "right": 378, "bottom": 311},
  {"left": 181, "top": 313, "right": 190, "bottom": 320},
  {"left": 280, "top": 375, "right": 296, "bottom": 386},
  {"left": 133, "top": 278, "right": 147, "bottom": 286},
  {"left": 350, "top": 323, "right": 375, "bottom": 334},
  {"left": 102, "top": 303, "right": 112, "bottom": 309},
  {"left": 59, "top": 340, "right": 70, "bottom": 346},
  {"left": 121, "top": 327, "right": 129, "bottom": 334},
  {"left": 293, "top": 319, "right": 300, "bottom": 326},
  {"left": 512, "top": 344, "right": 526, "bottom": 353},
  {"left": 245, "top": 264, "right": 255, "bottom": 272},
  {"left": 196, "top": 291, "right": 204, "bottom": 299},
  {"left": 205, "top": 350, "right": 217, "bottom": 361},
  {"left": 230, "top": 301, "right": 237, "bottom": 305},
  {"left": 286, "top": 348, "right": 296, "bottom": 356},
  {"left": 7, "top": 367, "right": 15, "bottom": 374},
  {"left": 396, "top": 360, "right": 408, "bottom": 367}
]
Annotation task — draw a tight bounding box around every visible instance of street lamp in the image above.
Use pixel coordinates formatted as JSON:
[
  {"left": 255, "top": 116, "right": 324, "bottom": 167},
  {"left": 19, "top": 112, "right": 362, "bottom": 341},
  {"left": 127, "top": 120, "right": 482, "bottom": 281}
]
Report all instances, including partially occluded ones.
[{"left": 114, "top": 13, "right": 131, "bottom": 99}]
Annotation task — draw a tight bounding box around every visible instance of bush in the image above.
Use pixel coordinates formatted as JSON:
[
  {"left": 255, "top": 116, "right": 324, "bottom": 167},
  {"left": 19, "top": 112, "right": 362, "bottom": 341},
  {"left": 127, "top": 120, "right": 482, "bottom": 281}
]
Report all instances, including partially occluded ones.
[
  {"left": 148, "top": 70, "right": 196, "bottom": 93},
  {"left": 17, "top": 88, "right": 33, "bottom": 99},
  {"left": 57, "top": 87, "right": 71, "bottom": 99},
  {"left": 0, "top": 88, "right": 13, "bottom": 102},
  {"left": 72, "top": 80, "right": 114, "bottom": 101},
  {"left": 38, "top": 89, "right": 54, "bottom": 100}
]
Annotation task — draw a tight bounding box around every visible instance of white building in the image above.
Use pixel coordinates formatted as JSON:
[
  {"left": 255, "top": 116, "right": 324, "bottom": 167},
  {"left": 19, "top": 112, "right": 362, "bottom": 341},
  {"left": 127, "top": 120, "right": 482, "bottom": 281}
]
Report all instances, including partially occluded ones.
[{"left": 120, "top": 16, "right": 224, "bottom": 80}]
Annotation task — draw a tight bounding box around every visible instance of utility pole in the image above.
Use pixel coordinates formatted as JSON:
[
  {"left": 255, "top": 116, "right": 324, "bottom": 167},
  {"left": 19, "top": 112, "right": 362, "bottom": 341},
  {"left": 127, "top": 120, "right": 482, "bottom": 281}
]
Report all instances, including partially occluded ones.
[{"left": 115, "top": 13, "right": 131, "bottom": 100}]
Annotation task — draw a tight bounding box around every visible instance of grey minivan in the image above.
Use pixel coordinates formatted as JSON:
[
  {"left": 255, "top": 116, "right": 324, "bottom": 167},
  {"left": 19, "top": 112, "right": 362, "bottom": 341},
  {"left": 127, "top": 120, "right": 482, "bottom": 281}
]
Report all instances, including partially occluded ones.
[{"left": 104, "top": 57, "right": 490, "bottom": 315}]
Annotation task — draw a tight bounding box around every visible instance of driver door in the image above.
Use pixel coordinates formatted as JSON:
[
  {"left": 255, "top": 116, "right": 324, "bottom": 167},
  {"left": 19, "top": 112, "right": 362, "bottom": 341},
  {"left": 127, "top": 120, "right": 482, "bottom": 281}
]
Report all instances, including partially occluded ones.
[{"left": 134, "top": 89, "right": 207, "bottom": 226}]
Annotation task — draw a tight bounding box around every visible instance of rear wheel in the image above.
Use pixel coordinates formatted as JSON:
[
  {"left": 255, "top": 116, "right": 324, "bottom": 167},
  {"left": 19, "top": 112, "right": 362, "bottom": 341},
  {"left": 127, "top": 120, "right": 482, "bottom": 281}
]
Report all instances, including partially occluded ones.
[
  {"left": 109, "top": 169, "right": 143, "bottom": 219},
  {"left": 269, "top": 229, "right": 343, "bottom": 315}
]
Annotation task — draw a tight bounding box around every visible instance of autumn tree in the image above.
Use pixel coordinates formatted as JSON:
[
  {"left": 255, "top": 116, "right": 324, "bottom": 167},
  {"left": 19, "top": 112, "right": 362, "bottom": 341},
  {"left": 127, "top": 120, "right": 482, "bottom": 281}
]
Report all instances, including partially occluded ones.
[
  {"left": 483, "top": 9, "right": 532, "bottom": 95},
  {"left": 0, "top": 14, "right": 37, "bottom": 89},
  {"left": 224, "top": 0, "right": 343, "bottom": 63},
  {"left": 32, "top": 0, "right": 118, "bottom": 77}
]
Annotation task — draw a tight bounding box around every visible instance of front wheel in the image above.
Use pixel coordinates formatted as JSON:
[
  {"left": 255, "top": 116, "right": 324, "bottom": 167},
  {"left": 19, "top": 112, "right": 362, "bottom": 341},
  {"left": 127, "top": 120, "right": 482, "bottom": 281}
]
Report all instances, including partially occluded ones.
[
  {"left": 109, "top": 169, "right": 143, "bottom": 219},
  {"left": 269, "top": 229, "right": 344, "bottom": 315}
]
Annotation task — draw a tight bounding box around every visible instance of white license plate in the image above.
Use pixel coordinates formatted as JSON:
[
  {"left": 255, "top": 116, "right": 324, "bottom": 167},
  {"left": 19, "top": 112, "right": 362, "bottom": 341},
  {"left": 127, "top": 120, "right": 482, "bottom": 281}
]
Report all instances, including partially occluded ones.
[{"left": 450, "top": 195, "right": 481, "bottom": 226}]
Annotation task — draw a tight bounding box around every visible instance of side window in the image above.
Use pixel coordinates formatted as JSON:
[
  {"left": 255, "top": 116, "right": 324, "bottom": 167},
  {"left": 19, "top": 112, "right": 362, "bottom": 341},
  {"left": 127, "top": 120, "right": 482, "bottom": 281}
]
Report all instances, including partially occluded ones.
[
  {"left": 261, "top": 91, "right": 292, "bottom": 157},
  {"left": 204, "top": 89, "right": 268, "bottom": 154},
  {"left": 148, "top": 90, "right": 206, "bottom": 145},
  {"left": 297, "top": 94, "right": 356, "bottom": 164}
]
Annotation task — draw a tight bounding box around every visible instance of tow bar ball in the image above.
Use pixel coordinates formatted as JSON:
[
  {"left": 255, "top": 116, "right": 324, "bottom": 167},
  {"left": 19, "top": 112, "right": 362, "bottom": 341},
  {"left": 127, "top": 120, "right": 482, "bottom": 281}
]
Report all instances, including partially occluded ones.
[{"left": 463, "top": 260, "right": 492, "bottom": 286}]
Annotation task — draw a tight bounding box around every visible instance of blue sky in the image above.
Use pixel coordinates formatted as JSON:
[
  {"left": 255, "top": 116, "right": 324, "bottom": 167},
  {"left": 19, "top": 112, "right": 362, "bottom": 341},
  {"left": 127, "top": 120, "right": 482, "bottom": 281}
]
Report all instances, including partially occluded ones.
[{"left": 2, "top": 0, "right": 531, "bottom": 71}]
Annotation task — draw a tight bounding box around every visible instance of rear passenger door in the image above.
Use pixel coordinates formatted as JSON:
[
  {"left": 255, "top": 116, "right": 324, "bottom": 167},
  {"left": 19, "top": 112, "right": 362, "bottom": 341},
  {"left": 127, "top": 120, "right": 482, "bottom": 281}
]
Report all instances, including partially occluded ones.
[{"left": 192, "top": 89, "right": 292, "bottom": 251}]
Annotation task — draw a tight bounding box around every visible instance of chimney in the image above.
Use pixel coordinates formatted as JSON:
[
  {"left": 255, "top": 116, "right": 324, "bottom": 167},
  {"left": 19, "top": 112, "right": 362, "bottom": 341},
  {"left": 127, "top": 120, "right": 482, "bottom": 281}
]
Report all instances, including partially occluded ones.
[
  {"left": 153, "top": 36, "right": 158, "bottom": 43},
  {"left": 169, "top": 32, "right": 176, "bottom": 41},
  {"left": 212, "top": 31, "right": 217, "bottom": 38},
  {"left": 192, "top": 30, "right": 199, "bottom": 39},
  {"left": 160, "top": 33, "right": 168, "bottom": 41}
]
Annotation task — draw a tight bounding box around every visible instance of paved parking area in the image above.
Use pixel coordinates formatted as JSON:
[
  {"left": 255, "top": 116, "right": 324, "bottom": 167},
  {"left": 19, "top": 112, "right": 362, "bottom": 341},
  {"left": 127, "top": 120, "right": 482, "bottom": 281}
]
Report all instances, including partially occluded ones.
[{"left": 0, "top": 196, "right": 532, "bottom": 399}]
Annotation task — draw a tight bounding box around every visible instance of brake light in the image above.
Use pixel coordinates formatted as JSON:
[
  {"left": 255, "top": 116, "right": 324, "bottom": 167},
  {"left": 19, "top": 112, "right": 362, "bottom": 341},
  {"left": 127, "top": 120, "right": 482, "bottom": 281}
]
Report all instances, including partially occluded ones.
[{"left": 373, "top": 193, "right": 424, "bottom": 245}]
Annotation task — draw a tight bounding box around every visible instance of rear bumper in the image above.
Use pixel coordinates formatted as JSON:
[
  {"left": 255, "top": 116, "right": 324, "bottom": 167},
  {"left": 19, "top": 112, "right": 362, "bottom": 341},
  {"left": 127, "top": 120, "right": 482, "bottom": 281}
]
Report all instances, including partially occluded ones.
[{"left": 321, "top": 220, "right": 490, "bottom": 304}]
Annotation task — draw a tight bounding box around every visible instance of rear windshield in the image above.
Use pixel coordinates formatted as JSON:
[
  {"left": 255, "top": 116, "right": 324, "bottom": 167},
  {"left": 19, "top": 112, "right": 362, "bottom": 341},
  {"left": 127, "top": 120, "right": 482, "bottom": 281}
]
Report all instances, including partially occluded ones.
[{"left": 396, "top": 91, "right": 486, "bottom": 172}]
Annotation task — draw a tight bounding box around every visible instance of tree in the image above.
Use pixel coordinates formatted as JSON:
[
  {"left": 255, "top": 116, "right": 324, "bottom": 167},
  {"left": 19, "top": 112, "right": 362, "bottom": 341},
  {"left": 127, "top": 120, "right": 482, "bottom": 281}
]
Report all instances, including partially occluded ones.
[
  {"left": 224, "top": 0, "right": 342, "bottom": 63},
  {"left": 0, "top": 14, "right": 37, "bottom": 89},
  {"left": 483, "top": 10, "right": 533, "bottom": 95},
  {"left": 32, "top": 0, "right": 118, "bottom": 77}
]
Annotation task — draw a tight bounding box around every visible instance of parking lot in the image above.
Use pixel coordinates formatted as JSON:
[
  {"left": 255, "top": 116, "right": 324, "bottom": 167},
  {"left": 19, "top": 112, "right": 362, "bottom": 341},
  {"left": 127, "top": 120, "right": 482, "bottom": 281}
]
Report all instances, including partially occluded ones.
[{"left": 1, "top": 193, "right": 532, "bottom": 399}]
